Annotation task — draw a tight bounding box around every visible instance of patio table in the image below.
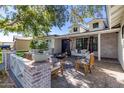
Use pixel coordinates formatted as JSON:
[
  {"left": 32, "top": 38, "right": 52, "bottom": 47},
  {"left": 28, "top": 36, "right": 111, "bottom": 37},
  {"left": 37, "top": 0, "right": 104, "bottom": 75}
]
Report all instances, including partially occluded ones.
[{"left": 56, "top": 54, "right": 66, "bottom": 75}]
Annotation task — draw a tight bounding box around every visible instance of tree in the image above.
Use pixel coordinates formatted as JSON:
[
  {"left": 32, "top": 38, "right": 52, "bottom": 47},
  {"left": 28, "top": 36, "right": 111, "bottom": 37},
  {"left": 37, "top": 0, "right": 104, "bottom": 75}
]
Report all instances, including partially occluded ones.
[
  {"left": 0, "top": 5, "right": 104, "bottom": 37},
  {"left": 0, "top": 5, "right": 69, "bottom": 37},
  {"left": 69, "top": 5, "right": 104, "bottom": 25}
]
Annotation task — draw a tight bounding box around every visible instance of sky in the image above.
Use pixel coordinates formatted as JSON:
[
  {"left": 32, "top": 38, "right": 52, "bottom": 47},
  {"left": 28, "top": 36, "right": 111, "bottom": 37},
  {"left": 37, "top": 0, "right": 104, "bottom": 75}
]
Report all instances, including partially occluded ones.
[{"left": 0, "top": 6, "right": 107, "bottom": 42}]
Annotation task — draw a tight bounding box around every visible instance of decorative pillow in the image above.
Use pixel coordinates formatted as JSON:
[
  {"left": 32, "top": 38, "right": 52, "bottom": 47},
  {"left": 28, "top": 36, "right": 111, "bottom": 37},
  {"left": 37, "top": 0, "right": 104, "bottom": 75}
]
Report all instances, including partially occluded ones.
[
  {"left": 75, "top": 49, "right": 77, "bottom": 53},
  {"left": 86, "top": 54, "right": 90, "bottom": 59},
  {"left": 81, "top": 50, "right": 84, "bottom": 54}
]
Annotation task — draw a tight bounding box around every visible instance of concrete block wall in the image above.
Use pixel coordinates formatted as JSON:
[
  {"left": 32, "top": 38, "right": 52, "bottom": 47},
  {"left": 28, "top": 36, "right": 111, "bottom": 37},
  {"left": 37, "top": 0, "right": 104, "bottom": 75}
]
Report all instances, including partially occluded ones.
[{"left": 101, "top": 32, "right": 118, "bottom": 59}]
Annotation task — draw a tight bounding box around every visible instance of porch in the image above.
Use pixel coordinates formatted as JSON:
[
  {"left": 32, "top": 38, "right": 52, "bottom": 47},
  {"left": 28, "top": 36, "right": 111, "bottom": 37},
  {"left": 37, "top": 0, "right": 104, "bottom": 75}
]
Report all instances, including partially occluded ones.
[
  {"left": 52, "top": 28, "right": 119, "bottom": 62},
  {"left": 51, "top": 58, "right": 124, "bottom": 88}
]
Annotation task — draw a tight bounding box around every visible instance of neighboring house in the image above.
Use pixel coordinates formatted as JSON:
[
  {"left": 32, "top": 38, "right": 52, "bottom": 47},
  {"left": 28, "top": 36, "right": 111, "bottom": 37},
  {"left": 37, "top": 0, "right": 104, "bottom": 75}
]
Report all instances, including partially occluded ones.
[
  {"left": 0, "top": 41, "right": 13, "bottom": 49},
  {"left": 13, "top": 36, "right": 32, "bottom": 51},
  {"left": 47, "top": 5, "right": 124, "bottom": 70},
  {"left": 0, "top": 41, "right": 2, "bottom": 46}
]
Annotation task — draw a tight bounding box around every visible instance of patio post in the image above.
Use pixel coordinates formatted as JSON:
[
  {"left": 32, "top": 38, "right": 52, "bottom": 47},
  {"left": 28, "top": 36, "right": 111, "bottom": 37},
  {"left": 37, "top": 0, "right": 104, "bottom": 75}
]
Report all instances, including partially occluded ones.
[{"left": 98, "top": 33, "right": 101, "bottom": 61}]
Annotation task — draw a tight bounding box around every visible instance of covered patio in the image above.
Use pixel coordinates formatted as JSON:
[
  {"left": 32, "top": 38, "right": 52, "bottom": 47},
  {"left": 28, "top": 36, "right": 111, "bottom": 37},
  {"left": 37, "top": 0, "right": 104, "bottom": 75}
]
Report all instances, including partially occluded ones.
[
  {"left": 52, "top": 28, "right": 120, "bottom": 61},
  {"left": 51, "top": 58, "right": 124, "bottom": 88}
]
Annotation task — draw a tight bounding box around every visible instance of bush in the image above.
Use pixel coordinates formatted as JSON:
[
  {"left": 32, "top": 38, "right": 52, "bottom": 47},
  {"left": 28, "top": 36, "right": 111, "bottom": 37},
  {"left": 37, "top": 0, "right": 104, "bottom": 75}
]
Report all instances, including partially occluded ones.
[
  {"left": 0, "top": 48, "right": 2, "bottom": 52},
  {"left": 29, "top": 40, "right": 38, "bottom": 49},
  {"left": 30, "top": 40, "right": 48, "bottom": 50},
  {"left": 16, "top": 51, "right": 25, "bottom": 57},
  {"left": 38, "top": 41, "right": 48, "bottom": 50}
]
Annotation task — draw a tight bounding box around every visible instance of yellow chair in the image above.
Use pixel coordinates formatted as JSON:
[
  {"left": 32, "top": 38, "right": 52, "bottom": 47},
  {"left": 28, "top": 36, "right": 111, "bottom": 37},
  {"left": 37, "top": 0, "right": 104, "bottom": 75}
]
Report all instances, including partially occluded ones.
[
  {"left": 83, "top": 53, "right": 95, "bottom": 75},
  {"left": 75, "top": 53, "right": 95, "bottom": 75}
]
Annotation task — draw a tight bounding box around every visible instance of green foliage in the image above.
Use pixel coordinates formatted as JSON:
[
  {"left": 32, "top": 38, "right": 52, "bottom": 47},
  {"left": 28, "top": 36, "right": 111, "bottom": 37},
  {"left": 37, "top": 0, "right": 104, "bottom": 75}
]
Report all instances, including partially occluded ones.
[
  {"left": 0, "top": 5, "right": 105, "bottom": 37},
  {"left": 0, "top": 48, "right": 2, "bottom": 52},
  {"left": 29, "top": 40, "right": 38, "bottom": 49},
  {"left": 16, "top": 51, "right": 25, "bottom": 57},
  {"left": 0, "top": 5, "right": 69, "bottom": 37},
  {"left": 30, "top": 39, "right": 48, "bottom": 50},
  {"left": 69, "top": 5, "right": 104, "bottom": 24},
  {"left": 0, "top": 52, "right": 2, "bottom": 64},
  {"left": 37, "top": 40, "right": 48, "bottom": 50}
]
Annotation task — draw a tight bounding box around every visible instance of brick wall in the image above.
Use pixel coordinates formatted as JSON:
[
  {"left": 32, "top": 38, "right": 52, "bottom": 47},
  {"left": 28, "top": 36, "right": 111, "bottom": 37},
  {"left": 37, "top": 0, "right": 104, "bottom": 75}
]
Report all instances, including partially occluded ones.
[{"left": 9, "top": 54, "right": 51, "bottom": 88}]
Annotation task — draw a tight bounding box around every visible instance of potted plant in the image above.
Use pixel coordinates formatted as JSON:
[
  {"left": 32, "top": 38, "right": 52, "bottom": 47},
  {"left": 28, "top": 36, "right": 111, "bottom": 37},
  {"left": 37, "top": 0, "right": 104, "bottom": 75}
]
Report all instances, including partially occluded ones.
[
  {"left": 31, "top": 40, "right": 49, "bottom": 62},
  {"left": 29, "top": 40, "right": 39, "bottom": 53}
]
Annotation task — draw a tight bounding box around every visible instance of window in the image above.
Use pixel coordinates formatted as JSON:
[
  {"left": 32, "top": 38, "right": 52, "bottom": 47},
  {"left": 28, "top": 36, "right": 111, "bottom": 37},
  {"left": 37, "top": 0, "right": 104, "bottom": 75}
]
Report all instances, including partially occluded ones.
[
  {"left": 122, "top": 25, "right": 124, "bottom": 39},
  {"left": 76, "top": 38, "right": 88, "bottom": 50},
  {"left": 76, "top": 37, "right": 98, "bottom": 52},
  {"left": 73, "top": 27, "right": 78, "bottom": 32},
  {"left": 93, "top": 22, "right": 99, "bottom": 28}
]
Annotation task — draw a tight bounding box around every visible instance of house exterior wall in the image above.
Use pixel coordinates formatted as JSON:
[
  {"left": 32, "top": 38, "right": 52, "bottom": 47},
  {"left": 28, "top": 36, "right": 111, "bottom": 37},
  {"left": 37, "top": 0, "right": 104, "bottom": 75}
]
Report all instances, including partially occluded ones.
[
  {"left": 101, "top": 32, "right": 118, "bottom": 59},
  {"left": 54, "top": 38, "right": 62, "bottom": 53},
  {"left": 118, "top": 15, "right": 124, "bottom": 70},
  {"left": 14, "top": 39, "right": 31, "bottom": 51},
  {"left": 0, "top": 42, "right": 2, "bottom": 45},
  {"left": 69, "top": 33, "right": 118, "bottom": 59},
  {"left": 69, "top": 25, "right": 86, "bottom": 34},
  {"left": 70, "top": 25, "right": 80, "bottom": 33},
  {"left": 80, "top": 27, "right": 86, "bottom": 33},
  {"left": 88, "top": 19, "right": 105, "bottom": 31}
]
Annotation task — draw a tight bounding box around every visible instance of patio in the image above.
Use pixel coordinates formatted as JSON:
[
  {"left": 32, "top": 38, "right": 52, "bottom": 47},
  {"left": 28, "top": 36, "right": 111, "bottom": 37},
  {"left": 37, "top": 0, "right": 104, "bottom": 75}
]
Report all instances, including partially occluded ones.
[{"left": 51, "top": 58, "right": 124, "bottom": 88}]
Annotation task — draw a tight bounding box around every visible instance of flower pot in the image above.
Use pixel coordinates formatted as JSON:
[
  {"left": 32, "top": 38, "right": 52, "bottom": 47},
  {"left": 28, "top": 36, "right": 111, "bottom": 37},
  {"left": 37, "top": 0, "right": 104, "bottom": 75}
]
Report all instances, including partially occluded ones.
[
  {"left": 32, "top": 53, "right": 48, "bottom": 62},
  {"left": 30, "top": 49, "right": 40, "bottom": 53}
]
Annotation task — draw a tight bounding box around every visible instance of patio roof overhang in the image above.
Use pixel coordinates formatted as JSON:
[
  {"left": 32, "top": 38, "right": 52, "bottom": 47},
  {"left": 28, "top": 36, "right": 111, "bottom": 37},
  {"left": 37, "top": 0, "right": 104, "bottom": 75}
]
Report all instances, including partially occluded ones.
[{"left": 54, "top": 28, "right": 120, "bottom": 39}]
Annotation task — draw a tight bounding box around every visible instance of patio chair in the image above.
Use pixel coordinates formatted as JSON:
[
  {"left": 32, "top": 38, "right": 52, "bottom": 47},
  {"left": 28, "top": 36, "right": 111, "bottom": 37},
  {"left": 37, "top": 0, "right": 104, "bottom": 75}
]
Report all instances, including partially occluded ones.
[
  {"left": 75, "top": 53, "right": 95, "bottom": 75},
  {"left": 82, "top": 53, "right": 95, "bottom": 75},
  {"left": 49, "top": 56, "right": 64, "bottom": 78}
]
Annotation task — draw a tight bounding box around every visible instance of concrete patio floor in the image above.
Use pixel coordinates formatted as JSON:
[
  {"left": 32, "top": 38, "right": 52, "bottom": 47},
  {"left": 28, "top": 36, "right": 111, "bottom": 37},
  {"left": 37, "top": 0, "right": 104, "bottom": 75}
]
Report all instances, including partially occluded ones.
[
  {"left": 0, "top": 70, "right": 15, "bottom": 88},
  {"left": 51, "top": 58, "right": 124, "bottom": 88}
]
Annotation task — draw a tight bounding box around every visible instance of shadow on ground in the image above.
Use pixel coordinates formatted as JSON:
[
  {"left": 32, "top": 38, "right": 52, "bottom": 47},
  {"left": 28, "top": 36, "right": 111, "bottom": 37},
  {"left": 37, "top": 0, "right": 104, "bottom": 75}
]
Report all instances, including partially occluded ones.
[{"left": 51, "top": 58, "right": 124, "bottom": 88}]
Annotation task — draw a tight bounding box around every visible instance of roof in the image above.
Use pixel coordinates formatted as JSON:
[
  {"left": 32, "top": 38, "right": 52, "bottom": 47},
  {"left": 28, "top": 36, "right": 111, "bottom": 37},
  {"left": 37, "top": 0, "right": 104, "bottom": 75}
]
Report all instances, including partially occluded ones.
[
  {"left": 68, "top": 23, "right": 88, "bottom": 30},
  {"left": 13, "top": 36, "right": 32, "bottom": 40},
  {"left": 54, "top": 28, "right": 120, "bottom": 39},
  {"left": 108, "top": 5, "right": 124, "bottom": 28},
  {"left": 87, "top": 18, "right": 107, "bottom": 24}
]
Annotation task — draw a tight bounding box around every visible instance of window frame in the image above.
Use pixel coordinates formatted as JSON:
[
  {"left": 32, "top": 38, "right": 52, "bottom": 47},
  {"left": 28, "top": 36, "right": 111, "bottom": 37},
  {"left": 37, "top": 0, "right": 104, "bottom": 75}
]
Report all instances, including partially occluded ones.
[
  {"left": 76, "top": 37, "right": 98, "bottom": 51},
  {"left": 122, "top": 25, "right": 124, "bottom": 39},
  {"left": 73, "top": 27, "right": 78, "bottom": 32},
  {"left": 93, "top": 22, "right": 99, "bottom": 29}
]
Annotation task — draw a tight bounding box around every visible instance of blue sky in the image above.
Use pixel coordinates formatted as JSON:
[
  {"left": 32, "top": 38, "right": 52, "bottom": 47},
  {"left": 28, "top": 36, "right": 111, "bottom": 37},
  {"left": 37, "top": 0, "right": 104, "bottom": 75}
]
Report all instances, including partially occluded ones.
[{"left": 0, "top": 6, "right": 107, "bottom": 42}]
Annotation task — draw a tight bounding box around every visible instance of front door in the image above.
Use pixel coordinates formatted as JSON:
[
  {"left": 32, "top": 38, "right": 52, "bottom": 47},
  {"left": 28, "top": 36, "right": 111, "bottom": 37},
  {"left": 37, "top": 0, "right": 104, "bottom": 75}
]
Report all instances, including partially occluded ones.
[{"left": 62, "top": 39, "right": 70, "bottom": 53}]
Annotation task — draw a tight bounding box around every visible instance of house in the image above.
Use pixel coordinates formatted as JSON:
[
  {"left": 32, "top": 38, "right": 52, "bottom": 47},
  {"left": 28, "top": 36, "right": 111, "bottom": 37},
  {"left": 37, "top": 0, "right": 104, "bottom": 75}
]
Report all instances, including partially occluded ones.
[
  {"left": 69, "top": 23, "right": 88, "bottom": 33},
  {"left": 47, "top": 5, "right": 124, "bottom": 70},
  {"left": 0, "top": 41, "right": 13, "bottom": 49},
  {"left": 87, "top": 18, "right": 108, "bottom": 31},
  {"left": 13, "top": 36, "right": 32, "bottom": 51}
]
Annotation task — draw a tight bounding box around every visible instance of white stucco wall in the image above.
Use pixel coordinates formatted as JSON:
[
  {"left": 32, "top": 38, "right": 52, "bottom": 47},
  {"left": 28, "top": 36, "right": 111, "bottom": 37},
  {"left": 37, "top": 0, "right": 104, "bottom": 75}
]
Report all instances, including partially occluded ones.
[
  {"left": 53, "top": 38, "right": 62, "bottom": 54},
  {"left": 80, "top": 27, "right": 86, "bottom": 33},
  {"left": 69, "top": 25, "right": 86, "bottom": 34},
  {"left": 88, "top": 19, "right": 105, "bottom": 31},
  {"left": 118, "top": 16, "right": 124, "bottom": 70}
]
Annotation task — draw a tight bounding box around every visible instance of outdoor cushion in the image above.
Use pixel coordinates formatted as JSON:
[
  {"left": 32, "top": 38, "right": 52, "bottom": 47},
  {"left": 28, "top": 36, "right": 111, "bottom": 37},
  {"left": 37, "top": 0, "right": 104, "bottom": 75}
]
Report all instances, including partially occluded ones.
[{"left": 81, "top": 49, "right": 87, "bottom": 54}]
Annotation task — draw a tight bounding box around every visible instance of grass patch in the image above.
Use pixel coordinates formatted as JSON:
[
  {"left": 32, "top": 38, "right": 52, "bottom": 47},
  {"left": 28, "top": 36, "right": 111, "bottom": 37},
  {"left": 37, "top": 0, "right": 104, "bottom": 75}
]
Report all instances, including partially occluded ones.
[
  {"left": 0, "top": 52, "right": 2, "bottom": 64},
  {"left": 16, "top": 51, "right": 25, "bottom": 57}
]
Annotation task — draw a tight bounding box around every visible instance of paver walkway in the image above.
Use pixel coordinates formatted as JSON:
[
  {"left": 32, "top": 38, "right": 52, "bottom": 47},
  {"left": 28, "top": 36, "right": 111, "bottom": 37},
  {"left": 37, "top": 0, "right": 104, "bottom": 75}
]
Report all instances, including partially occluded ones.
[{"left": 51, "top": 58, "right": 124, "bottom": 88}]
